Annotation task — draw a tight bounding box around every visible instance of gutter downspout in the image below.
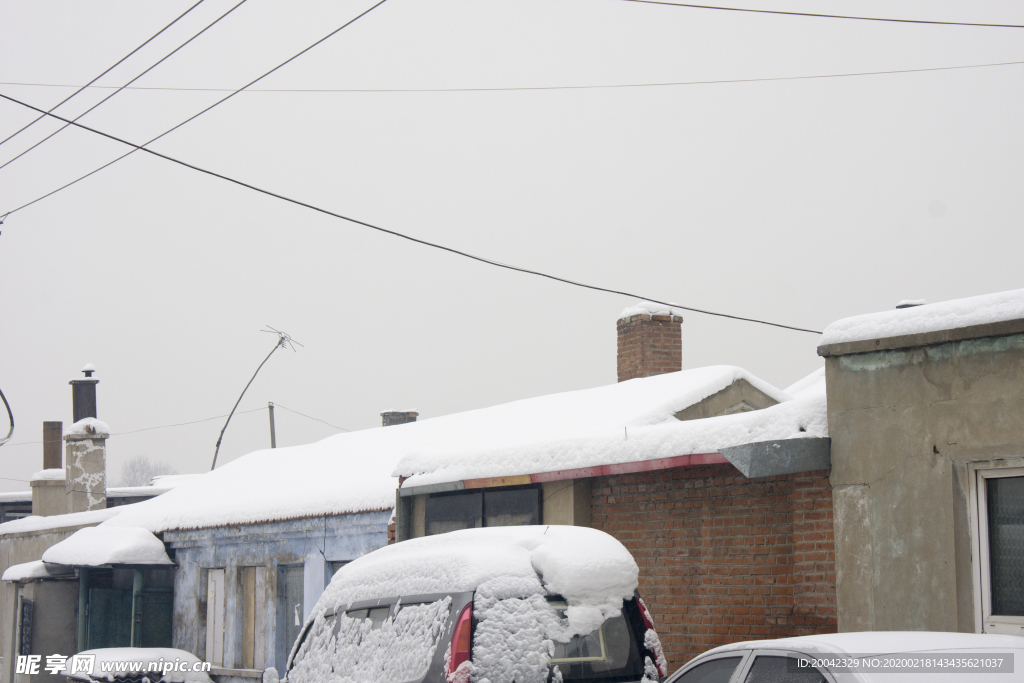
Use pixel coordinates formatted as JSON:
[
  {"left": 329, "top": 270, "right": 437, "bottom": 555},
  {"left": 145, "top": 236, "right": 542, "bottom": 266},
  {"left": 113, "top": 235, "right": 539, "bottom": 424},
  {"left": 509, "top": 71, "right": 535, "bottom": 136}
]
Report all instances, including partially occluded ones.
[{"left": 77, "top": 567, "right": 88, "bottom": 652}]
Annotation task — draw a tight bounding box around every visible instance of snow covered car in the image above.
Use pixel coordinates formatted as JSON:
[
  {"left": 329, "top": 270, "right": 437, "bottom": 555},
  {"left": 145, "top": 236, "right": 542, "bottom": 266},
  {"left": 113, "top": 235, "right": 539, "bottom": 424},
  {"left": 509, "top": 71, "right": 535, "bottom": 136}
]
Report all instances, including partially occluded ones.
[
  {"left": 665, "top": 631, "right": 1024, "bottom": 683},
  {"left": 284, "top": 526, "right": 667, "bottom": 683},
  {"left": 61, "top": 647, "right": 214, "bottom": 683}
]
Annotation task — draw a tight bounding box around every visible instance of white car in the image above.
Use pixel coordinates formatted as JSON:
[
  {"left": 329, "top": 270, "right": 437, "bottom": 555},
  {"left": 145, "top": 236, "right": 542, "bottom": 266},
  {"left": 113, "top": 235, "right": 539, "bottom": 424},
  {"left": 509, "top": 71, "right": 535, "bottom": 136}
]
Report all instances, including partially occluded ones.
[{"left": 665, "top": 631, "right": 1024, "bottom": 683}]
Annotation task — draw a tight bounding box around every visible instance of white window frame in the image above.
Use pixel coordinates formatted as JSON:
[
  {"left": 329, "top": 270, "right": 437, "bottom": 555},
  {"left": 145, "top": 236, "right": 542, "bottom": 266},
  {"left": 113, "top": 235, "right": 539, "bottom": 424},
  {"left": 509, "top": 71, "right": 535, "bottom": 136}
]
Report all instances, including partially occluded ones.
[{"left": 969, "top": 462, "right": 1024, "bottom": 635}]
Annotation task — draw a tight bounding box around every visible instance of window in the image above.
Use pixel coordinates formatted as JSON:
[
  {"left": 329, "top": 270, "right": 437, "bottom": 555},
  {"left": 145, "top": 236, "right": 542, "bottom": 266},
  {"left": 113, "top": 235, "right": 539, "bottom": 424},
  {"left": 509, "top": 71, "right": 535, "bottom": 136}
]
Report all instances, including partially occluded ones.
[
  {"left": 425, "top": 487, "right": 540, "bottom": 536},
  {"left": 743, "top": 655, "right": 826, "bottom": 683},
  {"left": 669, "top": 657, "right": 744, "bottom": 683},
  {"left": 545, "top": 598, "right": 644, "bottom": 681},
  {"left": 974, "top": 466, "right": 1024, "bottom": 635}
]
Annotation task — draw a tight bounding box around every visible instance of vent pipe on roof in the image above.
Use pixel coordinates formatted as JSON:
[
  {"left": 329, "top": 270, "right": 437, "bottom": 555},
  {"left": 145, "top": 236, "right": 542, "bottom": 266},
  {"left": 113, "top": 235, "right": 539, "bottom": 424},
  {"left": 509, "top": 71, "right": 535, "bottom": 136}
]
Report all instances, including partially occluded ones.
[
  {"left": 381, "top": 411, "right": 418, "bottom": 427},
  {"left": 69, "top": 363, "right": 98, "bottom": 422}
]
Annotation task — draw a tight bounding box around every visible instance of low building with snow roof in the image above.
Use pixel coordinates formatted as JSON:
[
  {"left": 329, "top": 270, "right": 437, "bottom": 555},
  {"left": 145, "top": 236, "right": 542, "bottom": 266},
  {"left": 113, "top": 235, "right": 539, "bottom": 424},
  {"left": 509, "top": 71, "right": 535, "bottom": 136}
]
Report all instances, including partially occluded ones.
[
  {"left": 384, "top": 305, "right": 837, "bottom": 668},
  {"left": 818, "top": 287, "right": 1024, "bottom": 638}
]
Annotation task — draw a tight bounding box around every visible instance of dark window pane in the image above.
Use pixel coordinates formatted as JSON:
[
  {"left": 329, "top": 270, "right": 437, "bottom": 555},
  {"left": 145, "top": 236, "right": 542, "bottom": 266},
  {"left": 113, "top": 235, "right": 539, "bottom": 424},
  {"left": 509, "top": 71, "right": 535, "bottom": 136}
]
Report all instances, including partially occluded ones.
[
  {"left": 673, "top": 657, "right": 743, "bottom": 683},
  {"left": 484, "top": 488, "right": 540, "bottom": 527},
  {"left": 744, "top": 656, "right": 825, "bottom": 683},
  {"left": 988, "top": 476, "right": 1024, "bottom": 616},
  {"left": 426, "top": 492, "right": 482, "bottom": 535}
]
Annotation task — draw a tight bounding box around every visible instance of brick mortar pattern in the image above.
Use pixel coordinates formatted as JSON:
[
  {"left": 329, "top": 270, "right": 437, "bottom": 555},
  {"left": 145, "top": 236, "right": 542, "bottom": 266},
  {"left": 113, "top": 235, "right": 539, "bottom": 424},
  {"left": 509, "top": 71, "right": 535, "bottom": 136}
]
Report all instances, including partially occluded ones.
[
  {"left": 591, "top": 464, "right": 836, "bottom": 667},
  {"left": 617, "top": 316, "right": 682, "bottom": 382}
]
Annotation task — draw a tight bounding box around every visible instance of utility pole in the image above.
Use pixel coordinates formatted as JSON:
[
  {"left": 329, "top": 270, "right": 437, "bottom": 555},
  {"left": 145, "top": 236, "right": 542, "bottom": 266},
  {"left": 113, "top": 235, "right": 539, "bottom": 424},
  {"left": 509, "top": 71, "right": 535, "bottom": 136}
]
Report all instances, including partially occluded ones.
[{"left": 268, "top": 401, "right": 277, "bottom": 448}]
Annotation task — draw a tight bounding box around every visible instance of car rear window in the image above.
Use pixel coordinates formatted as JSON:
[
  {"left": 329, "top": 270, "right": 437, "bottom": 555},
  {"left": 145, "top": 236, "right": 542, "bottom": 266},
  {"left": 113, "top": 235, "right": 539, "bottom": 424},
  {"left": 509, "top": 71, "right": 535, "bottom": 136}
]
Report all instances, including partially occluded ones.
[
  {"left": 547, "top": 599, "right": 645, "bottom": 682},
  {"left": 287, "top": 597, "right": 452, "bottom": 683}
]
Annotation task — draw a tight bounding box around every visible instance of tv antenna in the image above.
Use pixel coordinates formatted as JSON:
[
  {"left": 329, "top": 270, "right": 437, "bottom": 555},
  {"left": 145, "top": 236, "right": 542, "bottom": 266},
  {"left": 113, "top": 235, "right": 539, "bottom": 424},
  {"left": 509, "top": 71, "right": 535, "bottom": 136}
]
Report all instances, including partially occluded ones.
[{"left": 210, "top": 327, "right": 302, "bottom": 470}]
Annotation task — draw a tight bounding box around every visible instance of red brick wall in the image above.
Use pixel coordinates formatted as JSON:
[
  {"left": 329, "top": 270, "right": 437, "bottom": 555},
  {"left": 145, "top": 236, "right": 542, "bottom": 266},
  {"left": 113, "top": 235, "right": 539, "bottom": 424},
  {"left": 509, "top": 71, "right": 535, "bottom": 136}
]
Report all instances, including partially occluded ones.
[
  {"left": 591, "top": 463, "right": 836, "bottom": 668},
  {"left": 617, "top": 314, "right": 683, "bottom": 382}
]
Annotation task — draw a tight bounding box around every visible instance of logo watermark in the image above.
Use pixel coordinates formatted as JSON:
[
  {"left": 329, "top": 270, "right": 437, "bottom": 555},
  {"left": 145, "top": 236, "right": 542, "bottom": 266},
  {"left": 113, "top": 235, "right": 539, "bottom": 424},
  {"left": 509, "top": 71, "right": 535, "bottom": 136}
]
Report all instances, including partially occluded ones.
[
  {"left": 790, "top": 653, "right": 1015, "bottom": 674},
  {"left": 16, "top": 654, "right": 212, "bottom": 677}
]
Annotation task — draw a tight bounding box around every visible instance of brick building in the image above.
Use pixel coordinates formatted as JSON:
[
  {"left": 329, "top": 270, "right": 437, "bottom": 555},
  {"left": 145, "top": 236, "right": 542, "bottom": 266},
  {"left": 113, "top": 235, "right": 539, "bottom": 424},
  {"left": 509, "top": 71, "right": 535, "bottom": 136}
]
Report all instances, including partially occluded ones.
[{"left": 396, "top": 301, "right": 836, "bottom": 667}]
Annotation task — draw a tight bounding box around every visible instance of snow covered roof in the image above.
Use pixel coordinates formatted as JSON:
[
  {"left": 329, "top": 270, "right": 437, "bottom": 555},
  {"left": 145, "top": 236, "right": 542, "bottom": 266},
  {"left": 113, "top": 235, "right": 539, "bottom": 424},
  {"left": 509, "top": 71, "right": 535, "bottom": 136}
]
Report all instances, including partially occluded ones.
[
  {"left": 820, "top": 288, "right": 1024, "bottom": 348},
  {"left": 0, "top": 507, "right": 118, "bottom": 538},
  {"left": 395, "top": 367, "right": 821, "bottom": 488},
  {"left": 42, "top": 526, "right": 173, "bottom": 566},
  {"left": 101, "top": 367, "right": 804, "bottom": 533},
  {"left": 1, "top": 560, "right": 73, "bottom": 582},
  {"left": 317, "top": 525, "right": 638, "bottom": 636}
]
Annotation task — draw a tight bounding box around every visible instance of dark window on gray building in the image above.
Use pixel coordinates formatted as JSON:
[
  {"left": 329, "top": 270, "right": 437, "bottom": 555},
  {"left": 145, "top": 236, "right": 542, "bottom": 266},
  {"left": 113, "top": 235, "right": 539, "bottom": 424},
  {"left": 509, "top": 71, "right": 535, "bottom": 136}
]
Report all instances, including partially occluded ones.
[
  {"left": 987, "top": 475, "right": 1024, "bottom": 616},
  {"left": 425, "top": 487, "right": 540, "bottom": 536}
]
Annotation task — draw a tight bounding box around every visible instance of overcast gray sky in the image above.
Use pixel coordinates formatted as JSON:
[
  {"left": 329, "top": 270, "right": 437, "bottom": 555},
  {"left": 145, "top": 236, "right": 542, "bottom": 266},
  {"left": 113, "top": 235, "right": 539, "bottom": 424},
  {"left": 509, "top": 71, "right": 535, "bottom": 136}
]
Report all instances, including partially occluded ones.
[{"left": 1, "top": 0, "right": 1022, "bottom": 490}]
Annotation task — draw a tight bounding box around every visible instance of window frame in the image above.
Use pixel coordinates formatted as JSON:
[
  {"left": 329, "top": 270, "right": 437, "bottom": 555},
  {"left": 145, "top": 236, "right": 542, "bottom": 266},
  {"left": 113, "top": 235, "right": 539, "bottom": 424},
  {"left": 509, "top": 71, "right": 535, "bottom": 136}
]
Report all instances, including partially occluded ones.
[
  {"left": 424, "top": 484, "right": 543, "bottom": 536},
  {"left": 970, "top": 463, "right": 1024, "bottom": 634},
  {"left": 734, "top": 650, "right": 836, "bottom": 683},
  {"left": 664, "top": 651, "right": 752, "bottom": 683}
]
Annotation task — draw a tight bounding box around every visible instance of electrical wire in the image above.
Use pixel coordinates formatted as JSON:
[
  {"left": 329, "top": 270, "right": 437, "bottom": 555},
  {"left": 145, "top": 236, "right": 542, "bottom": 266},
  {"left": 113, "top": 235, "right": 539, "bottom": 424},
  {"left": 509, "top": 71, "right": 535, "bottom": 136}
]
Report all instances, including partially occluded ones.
[
  {"left": 0, "top": 385, "right": 13, "bottom": 446},
  {"left": 0, "top": 0, "right": 390, "bottom": 221},
  {"left": 0, "top": 91, "right": 823, "bottom": 334},
  {"left": 0, "top": 0, "right": 250, "bottom": 173},
  {"left": 0, "top": 0, "right": 207, "bottom": 150},
  {"left": 613, "top": 0, "right": 1024, "bottom": 28},
  {"left": 3, "top": 59, "right": 1022, "bottom": 93},
  {"left": 0, "top": 406, "right": 266, "bottom": 449},
  {"left": 273, "top": 403, "right": 351, "bottom": 432}
]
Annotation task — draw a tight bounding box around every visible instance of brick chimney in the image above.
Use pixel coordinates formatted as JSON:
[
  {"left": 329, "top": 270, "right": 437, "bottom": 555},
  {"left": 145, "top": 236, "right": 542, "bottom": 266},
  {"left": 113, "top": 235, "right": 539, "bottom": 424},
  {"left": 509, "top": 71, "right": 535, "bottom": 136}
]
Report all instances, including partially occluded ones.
[
  {"left": 381, "top": 411, "right": 418, "bottom": 427},
  {"left": 616, "top": 302, "right": 683, "bottom": 382}
]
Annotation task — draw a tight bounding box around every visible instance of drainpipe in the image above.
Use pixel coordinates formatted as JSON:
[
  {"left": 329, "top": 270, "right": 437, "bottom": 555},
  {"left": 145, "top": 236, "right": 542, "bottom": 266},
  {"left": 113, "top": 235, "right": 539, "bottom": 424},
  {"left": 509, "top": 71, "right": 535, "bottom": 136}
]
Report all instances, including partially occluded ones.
[
  {"left": 77, "top": 568, "right": 89, "bottom": 652},
  {"left": 130, "top": 569, "right": 144, "bottom": 646}
]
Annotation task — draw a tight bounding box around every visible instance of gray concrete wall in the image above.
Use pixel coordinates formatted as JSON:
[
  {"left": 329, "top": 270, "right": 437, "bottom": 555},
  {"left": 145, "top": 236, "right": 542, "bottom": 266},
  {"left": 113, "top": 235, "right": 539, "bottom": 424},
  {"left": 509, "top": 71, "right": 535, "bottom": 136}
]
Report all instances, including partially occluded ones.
[{"left": 823, "top": 330, "right": 1024, "bottom": 633}]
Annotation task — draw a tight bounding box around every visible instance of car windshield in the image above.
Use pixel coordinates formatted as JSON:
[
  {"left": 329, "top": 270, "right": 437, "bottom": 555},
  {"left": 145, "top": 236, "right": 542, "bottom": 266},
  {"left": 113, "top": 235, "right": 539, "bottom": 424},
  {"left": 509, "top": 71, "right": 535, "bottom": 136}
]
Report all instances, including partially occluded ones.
[{"left": 546, "top": 598, "right": 645, "bottom": 682}]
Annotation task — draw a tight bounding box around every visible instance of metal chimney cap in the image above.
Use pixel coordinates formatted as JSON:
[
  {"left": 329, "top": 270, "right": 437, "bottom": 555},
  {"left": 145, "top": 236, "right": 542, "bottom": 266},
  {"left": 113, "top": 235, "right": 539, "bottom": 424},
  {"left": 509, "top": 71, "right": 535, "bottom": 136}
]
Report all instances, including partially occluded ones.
[{"left": 81, "top": 363, "right": 96, "bottom": 377}]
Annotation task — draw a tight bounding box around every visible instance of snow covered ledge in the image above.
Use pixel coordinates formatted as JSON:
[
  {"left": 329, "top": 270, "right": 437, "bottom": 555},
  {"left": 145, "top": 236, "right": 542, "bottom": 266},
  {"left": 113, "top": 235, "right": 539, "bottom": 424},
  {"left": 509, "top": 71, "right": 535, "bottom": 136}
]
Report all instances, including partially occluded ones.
[
  {"left": 42, "top": 526, "right": 173, "bottom": 566},
  {"left": 818, "top": 288, "right": 1024, "bottom": 357}
]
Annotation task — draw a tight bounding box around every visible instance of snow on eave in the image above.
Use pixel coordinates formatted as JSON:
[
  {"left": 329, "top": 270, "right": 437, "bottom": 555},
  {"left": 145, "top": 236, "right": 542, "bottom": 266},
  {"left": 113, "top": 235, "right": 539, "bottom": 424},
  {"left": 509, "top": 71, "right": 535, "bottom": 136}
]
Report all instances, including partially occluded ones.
[
  {"left": 42, "top": 526, "right": 174, "bottom": 566},
  {"left": 152, "top": 505, "right": 395, "bottom": 535},
  {"left": 820, "top": 288, "right": 1024, "bottom": 347},
  {"left": 397, "top": 391, "right": 826, "bottom": 488}
]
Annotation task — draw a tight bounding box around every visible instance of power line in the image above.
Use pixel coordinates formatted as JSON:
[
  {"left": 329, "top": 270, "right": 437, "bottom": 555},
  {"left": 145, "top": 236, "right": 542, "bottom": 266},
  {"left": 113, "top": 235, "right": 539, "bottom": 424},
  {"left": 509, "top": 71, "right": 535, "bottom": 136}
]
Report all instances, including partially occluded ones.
[
  {"left": 613, "top": 0, "right": 1024, "bottom": 28},
  {"left": 2, "top": 59, "right": 1022, "bottom": 93},
  {"left": 1, "top": 59, "right": 1020, "bottom": 93},
  {"left": 273, "top": 403, "right": 351, "bottom": 432},
  {"left": 0, "top": 0, "right": 207, "bottom": 150},
  {"left": 0, "top": 91, "right": 823, "bottom": 334},
  {"left": 1, "top": 406, "right": 267, "bottom": 449},
  {"left": 0, "top": 0, "right": 391, "bottom": 220},
  {"left": 0, "top": 0, "right": 250, "bottom": 173}
]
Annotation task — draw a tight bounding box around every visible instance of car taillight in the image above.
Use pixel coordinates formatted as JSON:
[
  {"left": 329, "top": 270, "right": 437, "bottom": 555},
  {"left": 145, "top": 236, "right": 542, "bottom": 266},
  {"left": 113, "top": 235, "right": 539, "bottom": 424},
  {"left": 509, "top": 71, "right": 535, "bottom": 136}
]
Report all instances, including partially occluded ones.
[
  {"left": 447, "top": 603, "right": 473, "bottom": 680},
  {"left": 637, "top": 598, "right": 666, "bottom": 678},
  {"left": 637, "top": 597, "right": 655, "bottom": 630}
]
